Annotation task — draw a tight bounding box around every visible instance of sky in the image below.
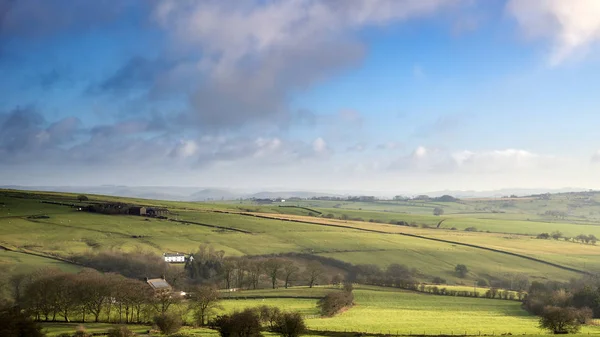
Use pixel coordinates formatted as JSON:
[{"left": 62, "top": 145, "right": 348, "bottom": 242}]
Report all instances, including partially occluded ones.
[{"left": 2, "top": 0, "right": 600, "bottom": 193}]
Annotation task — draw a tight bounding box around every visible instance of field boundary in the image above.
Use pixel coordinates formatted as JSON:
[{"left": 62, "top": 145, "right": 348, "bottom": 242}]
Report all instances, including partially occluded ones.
[
  {"left": 168, "top": 218, "right": 252, "bottom": 234},
  {"left": 213, "top": 210, "right": 590, "bottom": 275}
]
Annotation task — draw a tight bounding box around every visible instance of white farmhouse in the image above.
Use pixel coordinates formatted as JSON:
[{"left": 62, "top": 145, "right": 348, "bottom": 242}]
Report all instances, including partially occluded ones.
[{"left": 163, "top": 252, "right": 186, "bottom": 263}]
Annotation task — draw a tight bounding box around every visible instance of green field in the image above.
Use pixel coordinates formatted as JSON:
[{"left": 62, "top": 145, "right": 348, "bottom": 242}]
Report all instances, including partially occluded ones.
[
  {"left": 3, "top": 189, "right": 600, "bottom": 284},
  {"left": 214, "top": 285, "right": 600, "bottom": 335}
]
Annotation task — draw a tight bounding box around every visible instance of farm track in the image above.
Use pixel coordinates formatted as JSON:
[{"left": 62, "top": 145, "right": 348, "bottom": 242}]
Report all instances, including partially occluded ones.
[{"left": 211, "top": 210, "right": 590, "bottom": 275}]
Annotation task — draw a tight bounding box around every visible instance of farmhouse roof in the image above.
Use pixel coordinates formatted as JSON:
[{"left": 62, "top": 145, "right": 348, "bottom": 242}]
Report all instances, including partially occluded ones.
[{"left": 146, "top": 278, "right": 171, "bottom": 290}]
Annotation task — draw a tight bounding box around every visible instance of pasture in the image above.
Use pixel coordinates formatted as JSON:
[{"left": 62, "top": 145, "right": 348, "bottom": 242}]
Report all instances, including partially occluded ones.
[{"left": 3, "top": 189, "right": 600, "bottom": 285}]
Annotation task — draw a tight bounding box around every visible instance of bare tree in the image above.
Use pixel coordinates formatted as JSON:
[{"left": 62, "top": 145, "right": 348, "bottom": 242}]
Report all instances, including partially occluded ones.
[
  {"left": 282, "top": 261, "right": 299, "bottom": 289},
  {"left": 248, "top": 260, "right": 263, "bottom": 290},
  {"left": 265, "top": 258, "right": 284, "bottom": 289},
  {"left": 306, "top": 261, "right": 324, "bottom": 288},
  {"left": 189, "top": 284, "right": 222, "bottom": 326}
]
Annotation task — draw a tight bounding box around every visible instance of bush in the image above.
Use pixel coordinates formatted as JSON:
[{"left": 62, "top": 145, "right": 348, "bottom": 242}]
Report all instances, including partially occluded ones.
[
  {"left": 536, "top": 233, "right": 550, "bottom": 239},
  {"left": 432, "top": 276, "right": 446, "bottom": 285},
  {"left": 433, "top": 207, "right": 444, "bottom": 216},
  {"left": 464, "top": 227, "right": 478, "bottom": 232},
  {"left": 107, "top": 326, "right": 136, "bottom": 337},
  {"left": 154, "top": 314, "right": 182, "bottom": 335},
  {"left": 272, "top": 312, "right": 306, "bottom": 337},
  {"left": 212, "top": 309, "right": 262, "bottom": 337},
  {"left": 477, "top": 279, "right": 488, "bottom": 287},
  {"left": 77, "top": 194, "right": 89, "bottom": 202},
  {"left": 455, "top": 264, "right": 468, "bottom": 278},
  {"left": 0, "top": 305, "right": 46, "bottom": 337},
  {"left": 318, "top": 291, "right": 354, "bottom": 317}
]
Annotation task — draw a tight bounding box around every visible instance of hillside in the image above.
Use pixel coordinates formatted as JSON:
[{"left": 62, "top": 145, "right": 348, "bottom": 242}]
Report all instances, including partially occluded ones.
[{"left": 3, "top": 189, "right": 600, "bottom": 287}]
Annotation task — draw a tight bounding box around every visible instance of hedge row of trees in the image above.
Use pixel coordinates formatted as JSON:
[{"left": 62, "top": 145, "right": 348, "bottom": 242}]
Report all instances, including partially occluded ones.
[
  {"left": 536, "top": 231, "right": 597, "bottom": 244},
  {"left": 183, "top": 247, "right": 326, "bottom": 290}
]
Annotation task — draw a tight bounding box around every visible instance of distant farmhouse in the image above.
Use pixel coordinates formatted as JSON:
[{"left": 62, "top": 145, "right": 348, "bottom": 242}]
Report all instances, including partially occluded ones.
[{"left": 163, "top": 252, "right": 186, "bottom": 263}]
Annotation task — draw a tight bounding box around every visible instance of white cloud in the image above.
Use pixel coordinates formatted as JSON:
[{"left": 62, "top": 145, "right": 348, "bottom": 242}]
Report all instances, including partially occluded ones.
[
  {"left": 171, "top": 139, "right": 198, "bottom": 158},
  {"left": 392, "top": 146, "right": 558, "bottom": 174},
  {"left": 507, "top": 0, "right": 600, "bottom": 65}
]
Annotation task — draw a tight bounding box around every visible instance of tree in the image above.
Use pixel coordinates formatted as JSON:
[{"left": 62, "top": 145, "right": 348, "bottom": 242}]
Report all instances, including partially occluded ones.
[
  {"left": 306, "top": 261, "right": 324, "bottom": 288},
  {"left": 264, "top": 258, "right": 283, "bottom": 289},
  {"left": 272, "top": 312, "right": 306, "bottom": 337},
  {"left": 539, "top": 306, "right": 584, "bottom": 334},
  {"left": 433, "top": 207, "right": 444, "bottom": 216},
  {"left": 282, "top": 261, "right": 299, "bottom": 289},
  {"left": 77, "top": 195, "right": 89, "bottom": 202},
  {"left": 551, "top": 231, "right": 563, "bottom": 240},
  {"left": 455, "top": 264, "right": 468, "bottom": 278},
  {"left": 318, "top": 291, "right": 354, "bottom": 317},
  {"left": 257, "top": 305, "right": 281, "bottom": 329},
  {"left": 154, "top": 313, "right": 182, "bottom": 335},
  {"left": 0, "top": 304, "right": 45, "bottom": 337},
  {"left": 189, "top": 285, "right": 222, "bottom": 326},
  {"left": 212, "top": 309, "right": 262, "bottom": 337}
]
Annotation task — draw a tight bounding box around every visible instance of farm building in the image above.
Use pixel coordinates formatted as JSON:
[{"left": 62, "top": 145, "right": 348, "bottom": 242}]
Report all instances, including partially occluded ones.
[
  {"left": 129, "top": 206, "right": 147, "bottom": 216},
  {"left": 147, "top": 207, "right": 168, "bottom": 217},
  {"left": 145, "top": 277, "right": 171, "bottom": 291},
  {"left": 163, "top": 252, "right": 185, "bottom": 263}
]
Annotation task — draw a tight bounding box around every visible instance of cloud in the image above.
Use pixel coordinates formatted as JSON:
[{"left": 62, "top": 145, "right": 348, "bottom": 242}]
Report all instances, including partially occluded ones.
[
  {"left": 0, "top": 106, "right": 82, "bottom": 162},
  {"left": 507, "top": 0, "right": 600, "bottom": 65},
  {"left": 391, "top": 146, "right": 558, "bottom": 174},
  {"left": 0, "top": 0, "right": 145, "bottom": 38},
  {"left": 145, "top": 0, "right": 462, "bottom": 129},
  {"left": 414, "top": 114, "right": 464, "bottom": 138}
]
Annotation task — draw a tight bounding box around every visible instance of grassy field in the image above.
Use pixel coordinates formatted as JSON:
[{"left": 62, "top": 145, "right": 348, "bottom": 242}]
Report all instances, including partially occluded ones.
[
  {"left": 3, "top": 189, "right": 600, "bottom": 285},
  {"left": 214, "top": 285, "right": 600, "bottom": 335}
]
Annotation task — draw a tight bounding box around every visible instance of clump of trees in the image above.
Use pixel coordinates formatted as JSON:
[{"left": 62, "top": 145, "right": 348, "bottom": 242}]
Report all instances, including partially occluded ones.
[
  {"left": 523, "top": 278, "right": 600, "bottom": 333},
  {"left": 211, "top": 307, "right": 306, "bottom": 337},
  {"left": 8, "top": 268, "right": 171, "bottom": 324}
]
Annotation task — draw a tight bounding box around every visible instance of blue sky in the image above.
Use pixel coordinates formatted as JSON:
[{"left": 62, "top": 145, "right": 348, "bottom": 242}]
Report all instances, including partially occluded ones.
[{"left": 2, "top": 0, "right": 600, "bottom": 193}]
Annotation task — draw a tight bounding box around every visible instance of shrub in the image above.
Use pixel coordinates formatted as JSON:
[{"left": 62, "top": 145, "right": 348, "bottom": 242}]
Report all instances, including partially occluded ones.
[
  {"left": 212, "top": 309, "right": 262, "bottom": 337},
  {"left": 107, "top": 326, "right": 136, "bottom": 337},
  {"left": 464, "top": 227, "right": 478, "bottom": 232},
  {"left": 536, "top": 233, "right": 550, "bottom": 239},
  {"left": 432, "top": 276, "right": 446, "bottom": 285},
  {"left": 154, "top": 314, "right": 182, "bottom": 335},
  {"left": 455, "top": 264, "right": 468, "bottom": 278},
  {"left": 272, "top": 312, "right": 306, "bottom": 337},
  {"left": 318, "top": 291, "right": 354, "bottom": 317},
  {"left": 0, "top": 305, "right": 46, "bottom": 337},
  {"left": 108, "top": 326, "right": 136, "bottom": 337},
  {"left": 477, "top": 279, "right": 488, "bottom": 287},
  {"left": 77, "top": 194, "right": 89, "bottom": 202}
]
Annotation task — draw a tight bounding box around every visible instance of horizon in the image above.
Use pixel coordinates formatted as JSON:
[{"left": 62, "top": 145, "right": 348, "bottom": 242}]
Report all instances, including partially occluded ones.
[{"left": 3, "top": 1, "right": 600, "bottom": 191}]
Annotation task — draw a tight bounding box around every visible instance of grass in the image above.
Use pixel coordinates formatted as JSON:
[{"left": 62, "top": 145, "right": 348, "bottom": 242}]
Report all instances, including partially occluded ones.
[
  {"left": 212, "top": 285, "right": 600, "bottom": 335},
  {"left": 3, "top": 190, "right": 600, "bottom": 280}
]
